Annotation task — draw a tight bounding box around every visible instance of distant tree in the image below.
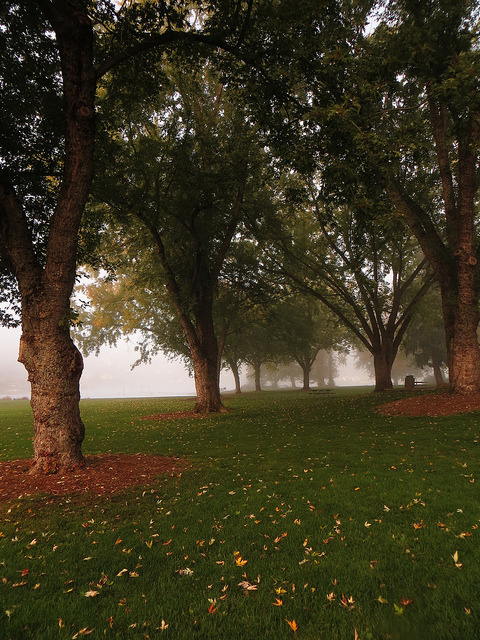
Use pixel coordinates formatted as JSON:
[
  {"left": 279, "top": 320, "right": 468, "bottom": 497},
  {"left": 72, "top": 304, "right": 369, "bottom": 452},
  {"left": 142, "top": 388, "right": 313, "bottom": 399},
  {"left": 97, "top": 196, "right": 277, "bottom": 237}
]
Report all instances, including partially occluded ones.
[
  {"left": 310, "top": 350, "right": 344, "bottom": 388},
  {"left": 267, "top": 294, "right": 341, "bottom": 390}
]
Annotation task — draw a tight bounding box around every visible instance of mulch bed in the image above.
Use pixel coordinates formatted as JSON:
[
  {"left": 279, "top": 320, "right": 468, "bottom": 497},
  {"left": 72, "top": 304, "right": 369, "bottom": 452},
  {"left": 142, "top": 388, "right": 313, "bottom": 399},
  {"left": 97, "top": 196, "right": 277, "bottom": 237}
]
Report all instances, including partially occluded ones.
[
  {"left": 0, "top": 453, "right": 189, "bottom": 503},
  {"left": 377, "top": 391, "right": 480, "bottom": 417}
]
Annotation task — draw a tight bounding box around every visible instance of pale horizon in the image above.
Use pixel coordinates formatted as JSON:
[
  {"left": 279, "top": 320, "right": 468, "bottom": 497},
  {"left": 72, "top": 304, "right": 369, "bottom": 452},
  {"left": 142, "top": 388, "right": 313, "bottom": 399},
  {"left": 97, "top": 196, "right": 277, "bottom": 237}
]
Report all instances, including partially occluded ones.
[{"left": 0, "top": 326, "right": 373, "bottom": 400}]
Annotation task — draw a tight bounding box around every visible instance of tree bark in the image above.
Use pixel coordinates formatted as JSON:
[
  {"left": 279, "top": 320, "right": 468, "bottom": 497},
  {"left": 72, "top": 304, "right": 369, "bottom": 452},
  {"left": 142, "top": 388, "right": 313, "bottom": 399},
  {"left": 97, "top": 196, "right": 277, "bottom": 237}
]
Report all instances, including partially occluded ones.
[
  {"left": 431, "top": 355, "right": 446, "bottom": 388},
  {"left": 300, "top": 364, "right": 311, "bottom": 390},
  {"left": 177, "top": 294, "right": 224, "bottom": 413},
  {"left": 252, "top": 361, "right": 262, "bottom": 391},
  {"left": 228, "top": 359, "right": 242, "bottom": 394},
  {"left": 372, "top": 339, "right": 397, "bottom": 392},
  {"left": 19, "top": 320, "right": 85, "bottom": 473}
]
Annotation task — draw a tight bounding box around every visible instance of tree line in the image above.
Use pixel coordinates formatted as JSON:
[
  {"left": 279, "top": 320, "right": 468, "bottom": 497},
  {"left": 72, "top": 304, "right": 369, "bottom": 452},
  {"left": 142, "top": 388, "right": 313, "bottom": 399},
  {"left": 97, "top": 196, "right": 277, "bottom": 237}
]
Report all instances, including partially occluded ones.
[{"left": 0, "top": 0, "right": 478, "bottom": 472}]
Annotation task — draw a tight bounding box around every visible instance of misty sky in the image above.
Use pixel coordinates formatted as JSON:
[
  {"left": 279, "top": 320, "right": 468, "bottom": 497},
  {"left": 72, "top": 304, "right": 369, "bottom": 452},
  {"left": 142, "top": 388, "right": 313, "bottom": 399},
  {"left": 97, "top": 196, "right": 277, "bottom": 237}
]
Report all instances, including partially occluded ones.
[{"left": 0, "top": 327, "right": 371, "bottom": 399}]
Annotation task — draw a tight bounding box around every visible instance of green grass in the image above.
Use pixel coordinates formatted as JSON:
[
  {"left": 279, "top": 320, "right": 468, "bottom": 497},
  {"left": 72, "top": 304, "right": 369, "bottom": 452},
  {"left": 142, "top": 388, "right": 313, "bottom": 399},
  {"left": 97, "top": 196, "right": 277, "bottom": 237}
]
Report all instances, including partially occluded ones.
[{"left": 0, "top": 388, "right": 479, "bottom": 639}]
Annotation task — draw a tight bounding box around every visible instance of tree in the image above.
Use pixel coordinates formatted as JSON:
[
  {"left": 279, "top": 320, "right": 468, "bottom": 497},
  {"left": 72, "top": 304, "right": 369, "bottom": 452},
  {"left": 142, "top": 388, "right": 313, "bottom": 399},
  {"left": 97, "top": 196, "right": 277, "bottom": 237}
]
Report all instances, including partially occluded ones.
[
  {"left": 267, "top": 294, "right": 340, "bottom": 390},
  {"left": 311, "top": 349, "right": 344, "bottom": 387},
  {"left": 314, "top": 1, "right": 480, "bottom": 393},
  {"left": 0, "top": 0, "right": 258, "bottom": 470},
  {"left": 91, "top": 64, "right": 271, "bottom": 412},
  {"left": 378, "top": 1, "right": 480, "bottom": 394},
  {"left": 254, "top": 178, "right": 434, "bottom": 391}
]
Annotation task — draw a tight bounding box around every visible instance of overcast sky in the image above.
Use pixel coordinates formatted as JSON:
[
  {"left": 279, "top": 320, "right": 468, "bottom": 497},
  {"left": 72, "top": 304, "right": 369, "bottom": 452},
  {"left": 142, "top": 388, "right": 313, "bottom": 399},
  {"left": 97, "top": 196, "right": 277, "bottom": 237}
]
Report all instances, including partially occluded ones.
[{"left": 0, "top": 327, "right": 371, "bottom": 399}]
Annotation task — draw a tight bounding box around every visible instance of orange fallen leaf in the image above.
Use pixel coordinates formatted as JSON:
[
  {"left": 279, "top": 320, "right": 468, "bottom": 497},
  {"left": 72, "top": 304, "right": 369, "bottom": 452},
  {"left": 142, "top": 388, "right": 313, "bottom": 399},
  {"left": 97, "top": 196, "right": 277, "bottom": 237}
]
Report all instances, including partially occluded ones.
[
  {"left": 272, "top": 598, "right": 283, "bottom": 606},
  {"left": 285, "top": 619, "right": 298, "bottom": 632},
  {"left": 208, "top": 603, "right": 217, "bottom": 614},
  {"left": 401, "top": 598, "right": 413, "bottom": 606}
]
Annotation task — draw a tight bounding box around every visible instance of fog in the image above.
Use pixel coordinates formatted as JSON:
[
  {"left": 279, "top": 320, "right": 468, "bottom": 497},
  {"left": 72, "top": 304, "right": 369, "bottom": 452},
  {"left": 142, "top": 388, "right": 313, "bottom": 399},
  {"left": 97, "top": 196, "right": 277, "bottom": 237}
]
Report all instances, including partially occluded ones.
[{"left": 0, "top": 327, "right": 372, "bottom": 399}]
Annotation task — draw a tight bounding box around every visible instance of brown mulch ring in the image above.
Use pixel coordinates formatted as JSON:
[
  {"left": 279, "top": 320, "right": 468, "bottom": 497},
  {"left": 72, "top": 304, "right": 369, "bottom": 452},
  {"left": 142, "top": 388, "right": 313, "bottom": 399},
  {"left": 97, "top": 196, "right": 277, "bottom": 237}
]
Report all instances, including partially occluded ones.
[
  {"left": 378, "top": 391, "right": 480, "bottom": 417},
  {"left": 0, "top": 453, "right": 189, "bottom": 503}
]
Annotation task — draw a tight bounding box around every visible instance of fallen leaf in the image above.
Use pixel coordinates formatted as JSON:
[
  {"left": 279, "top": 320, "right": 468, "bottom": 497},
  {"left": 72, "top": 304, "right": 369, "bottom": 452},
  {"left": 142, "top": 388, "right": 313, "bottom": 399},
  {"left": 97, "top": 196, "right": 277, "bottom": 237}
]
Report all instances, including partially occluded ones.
[
  {"left": 272, "top": 598, "right": 283, "bottom": 606},
  {"left": 72, "top": 628, "right": 94, "bottom": 638},
  {"left": 285, "top": 619, "right": 298, "bottom": 632},
  {"left": 238, "top": 580, "right": 257, "bottom": 590}
]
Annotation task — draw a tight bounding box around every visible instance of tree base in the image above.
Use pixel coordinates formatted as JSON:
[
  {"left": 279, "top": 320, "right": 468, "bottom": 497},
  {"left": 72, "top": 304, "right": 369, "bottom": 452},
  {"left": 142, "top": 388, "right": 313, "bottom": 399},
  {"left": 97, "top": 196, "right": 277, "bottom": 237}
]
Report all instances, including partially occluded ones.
[{"left": 28, "top": 454, "right": 85, "bottom": 476}]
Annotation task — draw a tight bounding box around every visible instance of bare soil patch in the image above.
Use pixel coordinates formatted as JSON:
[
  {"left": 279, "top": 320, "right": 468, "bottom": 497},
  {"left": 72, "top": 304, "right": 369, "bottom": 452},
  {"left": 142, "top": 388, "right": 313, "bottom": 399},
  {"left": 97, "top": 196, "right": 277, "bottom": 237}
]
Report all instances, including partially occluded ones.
[
  {"left": 378, "top": 392, "right": 480, "bottom": 417},
  {"left": 0, "top": 453, "right": 188, "bottom": 503}
]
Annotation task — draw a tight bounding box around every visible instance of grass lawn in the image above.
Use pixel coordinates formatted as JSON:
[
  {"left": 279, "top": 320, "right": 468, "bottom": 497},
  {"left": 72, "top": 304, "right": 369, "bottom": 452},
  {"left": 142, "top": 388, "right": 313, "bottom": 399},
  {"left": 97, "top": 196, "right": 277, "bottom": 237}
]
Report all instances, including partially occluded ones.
[{"left": 0, "top": 388, "right": 479, "bottom": 639}]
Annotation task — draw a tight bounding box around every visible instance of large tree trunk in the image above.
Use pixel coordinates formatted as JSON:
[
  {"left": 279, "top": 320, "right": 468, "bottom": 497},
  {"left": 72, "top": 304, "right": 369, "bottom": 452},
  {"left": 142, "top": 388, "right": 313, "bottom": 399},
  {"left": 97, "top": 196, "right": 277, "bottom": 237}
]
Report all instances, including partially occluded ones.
[
  {"left": 431, "top": 354, "right": 446, "bottom": 388},
  {"left": 19, "top": 320, "right": 85, "bottom": 474},
  {"left": 252, "top": 361, "right": 262, "bottom": 391},
  {"left": 300, "top": 363, "right": 311, "bottom": 390},
  {"left": 190, "top": 342, "right": 223, "bottom": 412},
  {"left": 372, "top": 340, "right": 397, "bottom": 392},
  {"left": 327, "top": 350, "right": 335, "bottom": 386},
  {"left": 178, "top": 295, "right": 224, "bottom": 413},
  {"left": 228, "top": 359, "right": 242, "bottom": 394},
  {"left": 441, "top": 278, "right": 480, "bottom": 394}
]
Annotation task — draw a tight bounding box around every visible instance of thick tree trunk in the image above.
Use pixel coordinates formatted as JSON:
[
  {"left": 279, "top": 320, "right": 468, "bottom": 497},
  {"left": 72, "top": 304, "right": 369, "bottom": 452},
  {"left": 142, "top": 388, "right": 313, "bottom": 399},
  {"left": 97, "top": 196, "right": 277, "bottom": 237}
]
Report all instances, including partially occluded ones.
[
  {"left": 372, "top": 340, "right": 396, "bottom": 392},
  {"left": 253, "top": 362, "right": 262, "bottom": 391},
  {"left": 442, "top": 279, "right": 480, "bottom": 393},
  {"left": 327, "top": 350, "right": 335, "bottom": 386},
  {"left": 300, "top": 364, "right": 311, "bottom": 391},
  {"left": 228, "top": 360, "right": 242, "bottom": 394},
  {"left": 178, "top": 295, "right": 224, "bottom": 413},
  {"left": 432, "top": 356, "right": 446, "bottom": 388},
  {"left": 190, "top": 343, "right": 223, "bottom": 412},
  {"left": 19, "top": 324, "right": 85, "bottom": 474}
]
